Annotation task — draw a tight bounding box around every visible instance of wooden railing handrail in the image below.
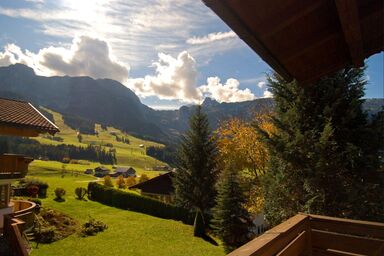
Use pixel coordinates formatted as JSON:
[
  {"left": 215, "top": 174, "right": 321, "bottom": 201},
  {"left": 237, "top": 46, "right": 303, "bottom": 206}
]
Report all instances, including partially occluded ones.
[{"left": 4, "top": 215, "right": 29, "bottom": 256}]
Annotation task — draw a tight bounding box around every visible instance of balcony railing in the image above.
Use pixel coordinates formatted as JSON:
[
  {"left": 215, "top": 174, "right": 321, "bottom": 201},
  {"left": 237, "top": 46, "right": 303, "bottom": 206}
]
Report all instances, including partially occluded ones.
[
  {"left": 228, "top": 213, "right": 384, "bottom": 256},
  {"left": 0, "top": 154, "right": 33, "bottom": 179}
]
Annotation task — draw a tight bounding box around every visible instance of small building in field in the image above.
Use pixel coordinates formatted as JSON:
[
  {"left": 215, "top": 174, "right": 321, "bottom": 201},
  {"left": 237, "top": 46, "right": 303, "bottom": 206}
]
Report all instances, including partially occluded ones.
[
  {"left": 110, "top": 167, "right": 136, "bottom": 178},
  {"left": 84, "top": 169, "right": 93, "bottom": 175},
  {"left": 129, "top": 172, "right": 174, "bottom": 203},
  {"left": 94, "top": 166, "right": 110, "bottom": 177}
]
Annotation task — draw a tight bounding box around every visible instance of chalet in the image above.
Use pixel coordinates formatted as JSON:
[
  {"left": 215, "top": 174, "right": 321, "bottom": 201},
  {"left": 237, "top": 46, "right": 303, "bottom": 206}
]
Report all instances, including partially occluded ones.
[
  {"left": 0, "top": 97, "right": 59, "bottom": 256},
  {"left": 129, "top": 172, "right": 174, "bottom": 203},
  {"left": 202, "top": 0, "right": 384, "bottom": 255},
  {"left": 94, "top": 166, "right": 110, "bottom": 177},
  {"left": 110, "top": 167, "right": 136, "bottom": 178},
  {"left": 84, "top": 169, "right": 93, "bottom": 175}
]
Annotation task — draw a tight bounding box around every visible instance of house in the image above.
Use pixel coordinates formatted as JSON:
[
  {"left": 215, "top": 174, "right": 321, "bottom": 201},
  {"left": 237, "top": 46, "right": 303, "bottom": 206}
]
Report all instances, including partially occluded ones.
[
  {"left": 129, "top": 172, "right": 174, "bottom": 203},
  {"left": 84, "top": 169, "right": 93, "bottom": 175},
  {"left": 110, "top": 167, "right": 136, "bottom": 178},
  {"left": 0, "top": 97, "right": 59, "bottom": 256},
  {"left": 94, "top": 166, "right": 110, "bottom": 177}
]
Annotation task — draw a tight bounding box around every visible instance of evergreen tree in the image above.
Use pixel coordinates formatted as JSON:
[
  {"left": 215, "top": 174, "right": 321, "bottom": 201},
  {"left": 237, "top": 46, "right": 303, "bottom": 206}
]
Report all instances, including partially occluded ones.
[
  {"left": 259, "top": 68, "right": 384, "bottom": 226},
  {"left": 173, "top": 106, "right": 217, "bottom": 221},
  {"left": 212, "top": 164, "right": 251, "bottom": 253}
]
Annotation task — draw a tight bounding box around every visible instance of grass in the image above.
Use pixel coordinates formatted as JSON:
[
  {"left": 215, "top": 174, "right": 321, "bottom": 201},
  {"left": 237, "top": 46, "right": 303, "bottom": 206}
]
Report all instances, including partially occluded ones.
[
  {"left": 26, "top": 162, "right": 225, "bottom": 256},
  {"left": 34, "top": 108, "right": 166, "bottom": 169}
]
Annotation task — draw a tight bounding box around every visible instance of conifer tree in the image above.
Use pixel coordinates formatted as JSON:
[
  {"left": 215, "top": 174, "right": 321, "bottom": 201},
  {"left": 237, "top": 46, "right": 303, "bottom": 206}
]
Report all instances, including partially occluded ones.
[
  {"left": 212, "top": 164, "right": 251, "bottom": 253},
  {"left": 259, "top": 67, "right": 384, "bottom": 225},
  {"left": 173, "top": 106, "right": 217, "bottom": 222}
]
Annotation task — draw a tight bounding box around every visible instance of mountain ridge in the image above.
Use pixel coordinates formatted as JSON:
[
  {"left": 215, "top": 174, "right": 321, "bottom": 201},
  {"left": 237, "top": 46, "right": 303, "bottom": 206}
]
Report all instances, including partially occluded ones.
[{"left": 0, "top": 64, "right": 382, "bottom": 143}]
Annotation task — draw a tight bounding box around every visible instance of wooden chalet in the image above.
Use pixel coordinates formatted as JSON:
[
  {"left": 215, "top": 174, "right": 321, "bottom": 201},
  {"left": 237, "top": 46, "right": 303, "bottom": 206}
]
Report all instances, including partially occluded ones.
[
  {"left": 129, "top": 172, "right": 174, "bottom": 203},
  {"left": 0, "top": 97, "right": 59, "bottom": 256},
  {"left": 202, "top": 0, "right": 384, "bottom": 255}
]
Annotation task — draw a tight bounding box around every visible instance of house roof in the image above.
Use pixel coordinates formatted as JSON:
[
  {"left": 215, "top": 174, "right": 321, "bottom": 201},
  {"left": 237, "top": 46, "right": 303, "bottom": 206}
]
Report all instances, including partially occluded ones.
[
  {"left": 115, "top": 167, "right": 135, "bottom": 173},
  {"left": 130, "top": 172, "right": 174, "bottom": 195},
  {"left": 0, "top": 97, "right": 60, "bottom": 137},
  {"left": 202, "top": 0, "right": 383, "bottom": 84}
]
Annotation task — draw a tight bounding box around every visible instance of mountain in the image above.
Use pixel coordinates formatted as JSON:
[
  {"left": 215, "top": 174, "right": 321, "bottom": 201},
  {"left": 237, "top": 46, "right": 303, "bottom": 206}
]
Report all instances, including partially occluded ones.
[{"left": 0, "top": 64, "right": 382, "bottom": 143}]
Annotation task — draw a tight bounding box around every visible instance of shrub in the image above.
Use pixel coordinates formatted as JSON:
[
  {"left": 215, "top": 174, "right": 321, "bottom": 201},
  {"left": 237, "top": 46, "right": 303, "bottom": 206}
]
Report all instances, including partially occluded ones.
[
  {"left": 75, "top": 187, "right": 87, "bottom": 200},
  {"left": 125, "top": 176, "right": 136, "bottom": 187},
  {"left": 139, "top": 174, "right": 149, "bottom": 183},
  {"left": 88, "top": 182, "right": 193, "bottom": 224},
  {"left": 54, "top": 188, "right": 66, "bottom": 201},
  {"left": 27, "top": 185, "right": 39, "bottom": 198},
  {"left": 193, "top": 210, "right": 205, "bottom": 237},
  {"left": 37, "top": 226, "right": 56, "bottom": 243},
  {"left": 20, "top": 179, "right": 48, "bottom": 198},
  {"left": 116, "top": 175, "right": 126, "bottom": 189},
  {"left": 103, "top": 175, "right": 113, "bottom": 187},
  {"left": 80, "top": 217, "right": 108, "bottom": 237}
]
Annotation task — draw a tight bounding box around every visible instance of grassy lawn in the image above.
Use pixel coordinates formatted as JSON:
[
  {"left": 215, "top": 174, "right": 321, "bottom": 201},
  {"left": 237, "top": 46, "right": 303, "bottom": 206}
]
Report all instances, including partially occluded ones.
[
  {"left": 34, "top": 108, "right": 166, "bottom": 169},
  {"left": 25, "top": 162, "right": 225, "bottom": 256}
]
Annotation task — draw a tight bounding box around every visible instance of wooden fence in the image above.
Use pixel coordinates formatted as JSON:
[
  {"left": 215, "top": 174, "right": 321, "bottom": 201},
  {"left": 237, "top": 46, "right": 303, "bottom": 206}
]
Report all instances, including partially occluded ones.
[{"left": 228, "top": 213, "right": 384, "bottom": 256}]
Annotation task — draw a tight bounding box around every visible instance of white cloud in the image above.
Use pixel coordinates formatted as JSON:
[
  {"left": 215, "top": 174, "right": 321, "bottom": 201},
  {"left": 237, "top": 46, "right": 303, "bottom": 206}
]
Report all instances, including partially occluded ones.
[
  {"left": 127, "top": 51, "right": 202, "bottom": 103},
  {"left": 263, "top": 89, "right": 273, "bottom": 98},
  {"left": 257, "top": 81, "right": 266, "bottom": 88},
  {"left": 0, "top": 36, "right": 129, "bottom": 82},
  {"left": 187, "top": 31, "right": 236, "bottom": 45},
  {"left": 199, "top": 77, "right": 255, "bottom": 103}
]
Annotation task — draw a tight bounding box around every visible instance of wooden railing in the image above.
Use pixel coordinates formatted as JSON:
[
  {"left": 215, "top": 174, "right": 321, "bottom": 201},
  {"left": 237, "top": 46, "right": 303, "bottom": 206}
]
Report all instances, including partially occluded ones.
[
  {"left": 3, "top": 215, "right": 29, "bottom": 256},
  {"left": 0, "top": 154, "right": 33, "bottom": 179},
  {"left": 228, "top": 213, "right": 384, "bottom": 256}
]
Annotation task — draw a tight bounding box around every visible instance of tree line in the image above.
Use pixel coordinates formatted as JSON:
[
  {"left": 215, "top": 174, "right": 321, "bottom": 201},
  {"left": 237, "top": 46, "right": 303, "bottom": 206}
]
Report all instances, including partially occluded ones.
[{"left": 0, "top": 136, "right": 116, "bottom": 164}]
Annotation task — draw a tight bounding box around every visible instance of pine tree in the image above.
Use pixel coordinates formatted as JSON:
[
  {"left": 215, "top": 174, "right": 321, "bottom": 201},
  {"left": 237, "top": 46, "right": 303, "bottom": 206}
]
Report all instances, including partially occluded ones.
[
  {"left": 259, "top": 68, "right": 384, "bottom": 225},
  {"left": 173, "top": 106, "right": 217, "bottom": 222},
  {"left": 212, "top": 164, "right": 251, "bottom": 253}
]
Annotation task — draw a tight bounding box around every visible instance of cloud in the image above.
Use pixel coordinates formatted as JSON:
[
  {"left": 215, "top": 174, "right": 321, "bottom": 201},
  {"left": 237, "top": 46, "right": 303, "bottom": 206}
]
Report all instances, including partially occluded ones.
[
  {"left": 263, "top": 89, "right": 273, "bottom": 98},
  {"left": 127, "top": 51, "right": 202, "bottom": 103},
  {"left": 187, "top": 31, "right": 236, "bottom": 45},
  {"left": 257, "top": 81, "right": 266, "bottom": 88},
  {"left": 199, "top": 77, "right": 255, "bottom": 103},
  {"left": 0, "top": 36, "right": 129, "bottom": 82}
]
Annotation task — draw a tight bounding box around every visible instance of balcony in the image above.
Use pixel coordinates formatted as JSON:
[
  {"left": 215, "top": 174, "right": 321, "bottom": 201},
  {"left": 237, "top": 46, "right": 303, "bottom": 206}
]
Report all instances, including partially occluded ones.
[
  {"left": 228, "top": 213, "right": 384, "bottom": 256},
  {"left": 0, "top": 154, "right": 33, "bottom": 180}
]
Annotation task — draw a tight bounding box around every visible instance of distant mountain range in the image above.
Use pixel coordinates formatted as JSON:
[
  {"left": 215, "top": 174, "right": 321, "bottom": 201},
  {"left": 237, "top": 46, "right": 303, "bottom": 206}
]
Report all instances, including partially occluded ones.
[{"left": 0, "top": 64, "right": 382, "bottom": 144}]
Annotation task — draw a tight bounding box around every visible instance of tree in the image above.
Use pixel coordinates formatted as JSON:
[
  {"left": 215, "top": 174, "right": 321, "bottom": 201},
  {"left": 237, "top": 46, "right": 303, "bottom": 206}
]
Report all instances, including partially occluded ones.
[
  {"left": 173, "top": 106, "right": 217, "bottom": 223},
  {"left": 212, "top": 164, "right": 252, "bottom": 253},
  {"left": 116, "top": 175, "right": 126, "bottom": 189},
  {"left": 215, "top": 116, "right": 274, "bottom": 215},
  {"left": 259, "top": 68, "right": 384, "bottom": 225},
  {"left": 103, "top": 175, "right": 113, "bottom": 187},
  {"left": 138, "top": 174, "right": 149, "bottom": 183},
  {"left": 125, "top": 176, "right": 136, "bottom": 187}
]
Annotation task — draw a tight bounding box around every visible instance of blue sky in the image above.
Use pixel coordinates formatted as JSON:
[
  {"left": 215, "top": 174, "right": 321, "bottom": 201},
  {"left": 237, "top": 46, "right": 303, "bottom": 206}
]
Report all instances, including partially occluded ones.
[{"left": 0, "top": 0, "right": 382, "bottom": 109}]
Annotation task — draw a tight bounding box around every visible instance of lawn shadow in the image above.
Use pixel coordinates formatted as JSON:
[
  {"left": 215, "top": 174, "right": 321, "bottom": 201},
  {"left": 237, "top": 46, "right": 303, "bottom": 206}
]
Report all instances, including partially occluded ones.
[{"left": 54, "top": 198, "right": 65, "bottom": 202}]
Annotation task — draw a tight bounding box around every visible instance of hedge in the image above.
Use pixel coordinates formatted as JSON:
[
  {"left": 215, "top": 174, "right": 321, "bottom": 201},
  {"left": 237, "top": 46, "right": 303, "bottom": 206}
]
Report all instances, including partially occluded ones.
[{"left": 87, "top": 182, "right": 194, "bottom": 224}]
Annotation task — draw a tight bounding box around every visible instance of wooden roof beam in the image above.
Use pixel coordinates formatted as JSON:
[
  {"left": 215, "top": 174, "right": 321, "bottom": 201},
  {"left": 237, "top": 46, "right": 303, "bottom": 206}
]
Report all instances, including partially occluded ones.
[
  {"left": 203, "top": 0, "right": 293, "bottom": 82},
  {"left": 335, "top": 0, "right": 364, "bottom": 67}
]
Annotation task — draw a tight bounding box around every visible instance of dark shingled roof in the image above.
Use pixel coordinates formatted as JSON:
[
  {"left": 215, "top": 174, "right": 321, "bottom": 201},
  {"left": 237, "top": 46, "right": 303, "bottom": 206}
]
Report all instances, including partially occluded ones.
[
  {"left": 0, "top": 98, "right": 59, "bottom": 135},
  {"left": 130, "top": 172, "right": 174, "bottom": 195}
]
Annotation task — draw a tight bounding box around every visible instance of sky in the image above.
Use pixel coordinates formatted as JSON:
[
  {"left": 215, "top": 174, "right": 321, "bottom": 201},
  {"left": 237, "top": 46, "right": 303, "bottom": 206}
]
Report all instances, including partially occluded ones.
[{"left": 0, "top": 0, "right": 382, "bottom": 110}]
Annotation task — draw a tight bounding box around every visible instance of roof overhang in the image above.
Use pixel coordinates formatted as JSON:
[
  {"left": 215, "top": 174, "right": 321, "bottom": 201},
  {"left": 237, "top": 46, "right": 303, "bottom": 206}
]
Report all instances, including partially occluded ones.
[{"left": 203, "top": 0, "right": 383, "bottom": 84}]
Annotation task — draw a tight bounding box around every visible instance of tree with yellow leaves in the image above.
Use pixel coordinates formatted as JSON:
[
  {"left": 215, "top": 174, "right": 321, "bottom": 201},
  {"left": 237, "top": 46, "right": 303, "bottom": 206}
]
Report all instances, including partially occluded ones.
[{"left": 215, "top": 114, "right": 274, "bottom": 215}]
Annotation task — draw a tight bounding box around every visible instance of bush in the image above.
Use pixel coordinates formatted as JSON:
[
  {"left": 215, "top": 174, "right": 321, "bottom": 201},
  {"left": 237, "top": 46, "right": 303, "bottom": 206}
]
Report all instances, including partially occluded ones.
[
  {"left": 27, "top": 185, "right": 39, "bottom": 198},
  {"left": 19, "top": 179, "right": 48, "bottom": 198},
  {"left": 37, "top": 226, "right": 56, "bottom": 243},
  {"left": 193, "top": 210, "right": 205, "bottom": 237},
  {"left": 125, "top": 176, "right": 136, "bottom": 187},
  {"left": 139, "top": 174, "right": 150, "bottom": 183},
  {"left": 103, "top": 175, "right": 113, "bottom": 187},
  {"left": 54, "top": 188, "right": 66, "bottom": 200},
  {"left": 88, "top": 182, "right": 193, "bottom": 224},
  {"left": 80, "top": 217, "right": 108, "bottom": 237},
  {"left": 75, "top": 187, "right": 87, "bottom": 200},
  {"left": 116, "top": 175, "right": 126, "bottom": 189}
]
